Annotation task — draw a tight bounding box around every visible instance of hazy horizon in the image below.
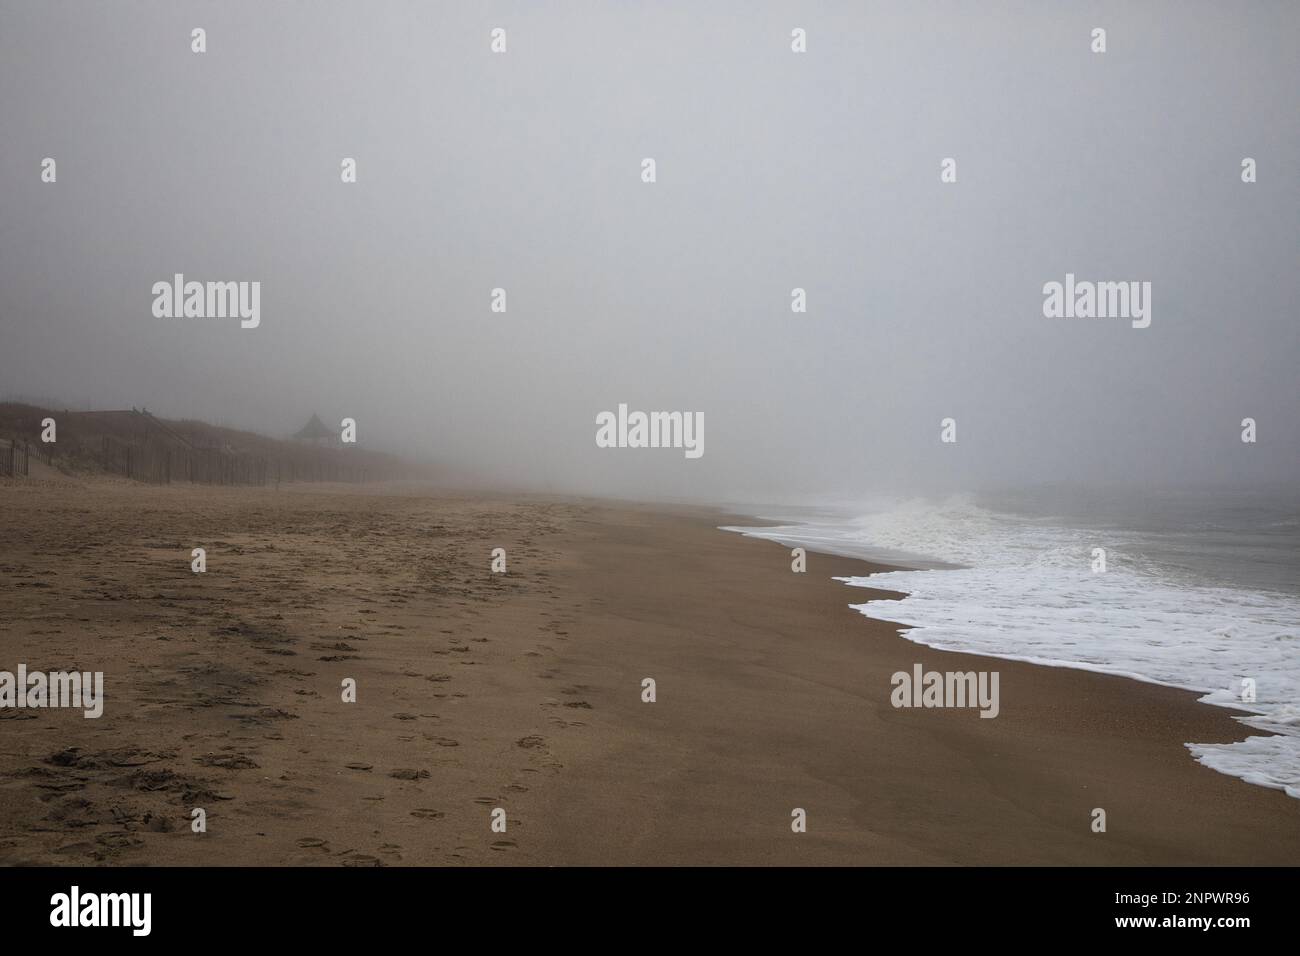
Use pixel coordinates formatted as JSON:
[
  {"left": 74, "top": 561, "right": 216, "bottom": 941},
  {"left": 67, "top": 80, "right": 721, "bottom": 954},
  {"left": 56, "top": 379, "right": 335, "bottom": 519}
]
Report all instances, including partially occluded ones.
[{"left": 3, "top": 1, "right": 1297, "bottom": 503}]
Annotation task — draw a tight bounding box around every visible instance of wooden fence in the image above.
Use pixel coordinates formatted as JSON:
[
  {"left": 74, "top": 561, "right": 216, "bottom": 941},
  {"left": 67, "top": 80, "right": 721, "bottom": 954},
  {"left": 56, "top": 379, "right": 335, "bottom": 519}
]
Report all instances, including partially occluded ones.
[
  {"left": 0, "top": 438, "right": 30, "bottom": 477},
  {"left": 1, "top": 411, "right": 398, "bottom": 486},
  {"left": 98, "top": 436, "right": 376, "bottom": 485}
]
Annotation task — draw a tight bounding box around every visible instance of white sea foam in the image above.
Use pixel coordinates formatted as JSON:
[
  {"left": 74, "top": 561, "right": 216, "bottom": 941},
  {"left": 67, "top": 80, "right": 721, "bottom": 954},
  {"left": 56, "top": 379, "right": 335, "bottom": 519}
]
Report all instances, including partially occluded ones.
[{"left": 725, "top": 494, "right": 1300, "bottom": 799}]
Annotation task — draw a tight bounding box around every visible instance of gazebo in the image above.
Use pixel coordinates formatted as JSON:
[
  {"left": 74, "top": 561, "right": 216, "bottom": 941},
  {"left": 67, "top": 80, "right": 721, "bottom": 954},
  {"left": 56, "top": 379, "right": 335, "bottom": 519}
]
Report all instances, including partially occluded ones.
[{"left": 292, "top": 413, "right": 334, "bottom": 446}]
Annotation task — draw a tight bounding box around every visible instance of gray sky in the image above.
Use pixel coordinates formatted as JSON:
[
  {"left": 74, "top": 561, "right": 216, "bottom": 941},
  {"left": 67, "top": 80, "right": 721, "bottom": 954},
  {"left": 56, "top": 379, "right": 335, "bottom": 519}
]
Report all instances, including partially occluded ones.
[{"left": 2, "top": 1, "right": 1296, "bottom": 502}]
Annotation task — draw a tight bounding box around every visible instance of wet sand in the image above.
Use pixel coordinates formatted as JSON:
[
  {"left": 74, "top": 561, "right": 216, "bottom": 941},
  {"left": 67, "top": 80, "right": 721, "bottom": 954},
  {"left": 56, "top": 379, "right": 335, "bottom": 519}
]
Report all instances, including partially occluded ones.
[{"left": 0, "top": 479, "right": 1296, "bottom": 865}]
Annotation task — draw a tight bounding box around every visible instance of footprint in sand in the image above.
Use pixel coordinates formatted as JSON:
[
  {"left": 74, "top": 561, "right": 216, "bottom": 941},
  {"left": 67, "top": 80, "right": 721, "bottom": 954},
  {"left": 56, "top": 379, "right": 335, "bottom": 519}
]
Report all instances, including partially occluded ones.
[
  {"left": 389, "top": 769, "right": 430, "bottom": 780},
  {"left": 53, "top": 841, "right": 98, "bottom": 857},
  {"left": 96, "top": 831, "right": 144, "bottom": 851},
  {"left": 195, "top": 753, "right": 258, "bottom": 770},
  {"left": 296, "top": 837, "right": 329, "bottom": 850},
  {"left": 410, "top": 808, "right": 444, "bottom": 819},
  {"left": 490, "top": 840, "right": 517, "bottom": 851},
  {"left": 344, "top": 763, "right": 373, "bottom": 771},
  {"left": 550, "top": 717, "right": 587, "bottom": 728},
  {"left": 142, "top": 813, "right": 174, "bottom": 833}
]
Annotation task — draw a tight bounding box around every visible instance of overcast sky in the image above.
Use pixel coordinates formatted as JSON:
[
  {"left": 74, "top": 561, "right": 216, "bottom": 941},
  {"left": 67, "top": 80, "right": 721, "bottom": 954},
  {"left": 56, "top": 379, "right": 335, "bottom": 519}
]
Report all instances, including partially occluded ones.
[{"left": 2, "top": 2, "right": 1296, "bottom": 502}]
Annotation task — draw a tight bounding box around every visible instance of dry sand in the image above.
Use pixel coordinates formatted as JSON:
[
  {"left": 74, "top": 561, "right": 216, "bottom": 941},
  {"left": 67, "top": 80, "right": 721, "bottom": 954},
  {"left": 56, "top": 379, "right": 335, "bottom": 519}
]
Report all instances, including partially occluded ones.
[{"left": 0, "top": 479, "right": 1296, "bottom": 865}]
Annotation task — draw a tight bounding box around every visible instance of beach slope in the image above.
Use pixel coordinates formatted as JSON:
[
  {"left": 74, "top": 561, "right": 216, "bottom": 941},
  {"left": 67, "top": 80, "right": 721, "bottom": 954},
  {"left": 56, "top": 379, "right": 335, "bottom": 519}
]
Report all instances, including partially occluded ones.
[{"left": 0, "top": 481, "right": 1295, "bottom": 865}]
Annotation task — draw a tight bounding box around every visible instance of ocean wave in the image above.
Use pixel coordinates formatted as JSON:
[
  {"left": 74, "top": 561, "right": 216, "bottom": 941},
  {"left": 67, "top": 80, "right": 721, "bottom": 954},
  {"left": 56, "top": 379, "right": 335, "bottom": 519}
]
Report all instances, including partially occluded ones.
[{"left": 726, "top": 494, "right": 1300, "bottom": 799}]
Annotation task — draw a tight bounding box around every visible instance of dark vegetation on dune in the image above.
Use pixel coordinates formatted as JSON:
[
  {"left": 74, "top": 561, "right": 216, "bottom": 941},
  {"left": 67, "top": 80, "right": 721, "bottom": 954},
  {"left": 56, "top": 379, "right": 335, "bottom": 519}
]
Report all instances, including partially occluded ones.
[{"left": 0, "top": 402, "right": 427, "bottom": 485}]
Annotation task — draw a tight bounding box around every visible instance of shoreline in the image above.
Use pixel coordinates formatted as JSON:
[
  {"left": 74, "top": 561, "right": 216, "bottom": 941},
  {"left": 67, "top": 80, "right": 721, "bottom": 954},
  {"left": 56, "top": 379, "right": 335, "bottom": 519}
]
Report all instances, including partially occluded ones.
[
  {"left": 721, "top": 508, "right": 1300, "bottom": 803},
  {"left": 532, "top": 501, "right": 1300, "bottom": 864},
  {"left": 1, "top": 480, "right": 1297, "bottom": 865}
]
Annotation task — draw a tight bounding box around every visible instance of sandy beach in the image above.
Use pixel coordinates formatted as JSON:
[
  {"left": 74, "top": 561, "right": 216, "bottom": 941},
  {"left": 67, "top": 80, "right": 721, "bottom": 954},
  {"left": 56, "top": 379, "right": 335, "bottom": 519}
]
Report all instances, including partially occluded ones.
[{"left": 0, "top": 478, "right": 1296, "bottom": 866}]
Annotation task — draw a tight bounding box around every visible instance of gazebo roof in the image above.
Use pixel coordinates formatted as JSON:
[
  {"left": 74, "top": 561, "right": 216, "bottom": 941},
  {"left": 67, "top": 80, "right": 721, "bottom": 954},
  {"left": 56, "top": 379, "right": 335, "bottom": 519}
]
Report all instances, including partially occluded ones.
[{"left": 293, "top": 413, "right": 334, "bottom": 441}]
